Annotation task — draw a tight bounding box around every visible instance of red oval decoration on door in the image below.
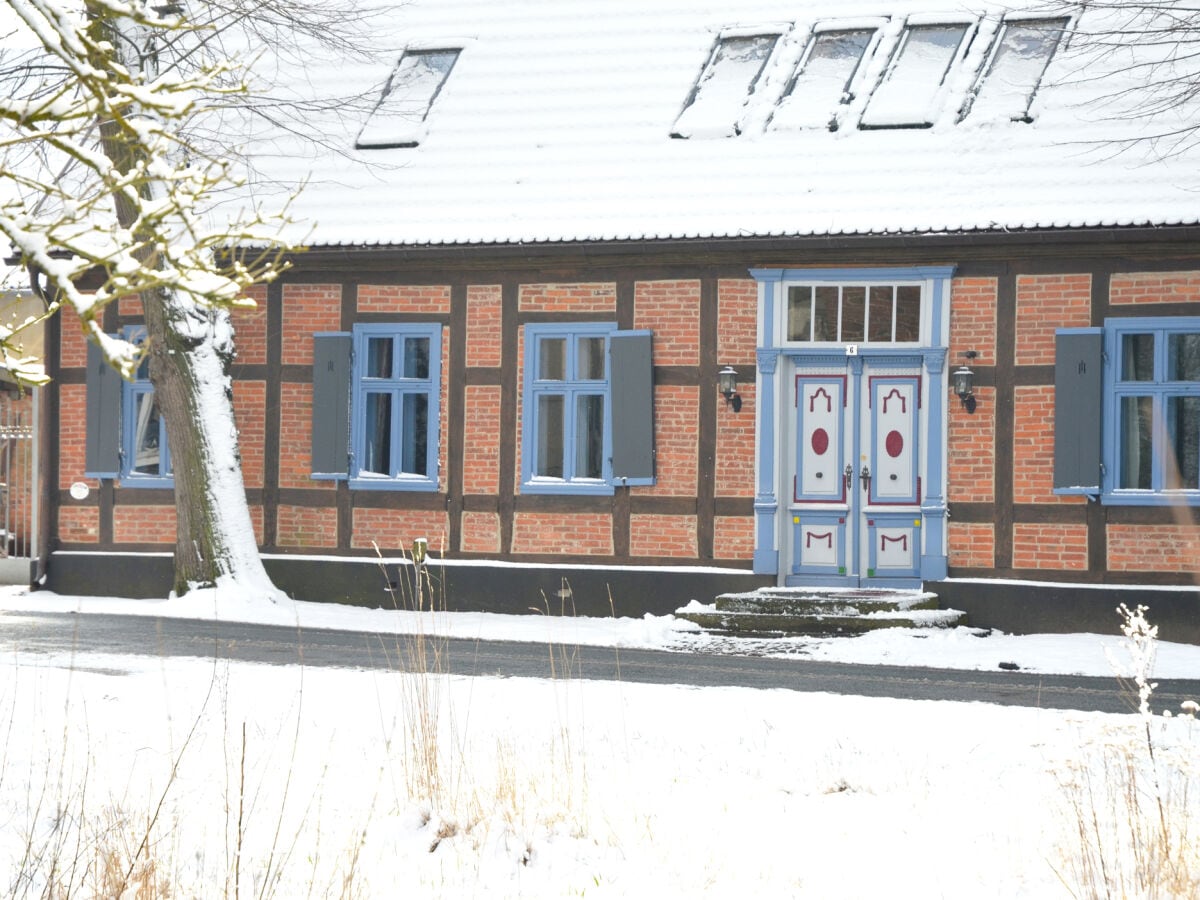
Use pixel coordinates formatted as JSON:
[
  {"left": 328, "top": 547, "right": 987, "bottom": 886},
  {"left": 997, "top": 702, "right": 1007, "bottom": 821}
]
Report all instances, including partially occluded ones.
[
  {"left": 811, "top": 428, "right": 829, "bottom": 456},
  {"left": 885, "top": 430, "right": 904, "bottom": 458}
]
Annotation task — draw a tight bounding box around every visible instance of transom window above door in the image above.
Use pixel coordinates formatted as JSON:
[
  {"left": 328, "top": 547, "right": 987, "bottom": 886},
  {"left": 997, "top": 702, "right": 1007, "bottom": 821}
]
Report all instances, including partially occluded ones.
[{"left": 786, "top": 283, "right": 922, "bottom": 344}]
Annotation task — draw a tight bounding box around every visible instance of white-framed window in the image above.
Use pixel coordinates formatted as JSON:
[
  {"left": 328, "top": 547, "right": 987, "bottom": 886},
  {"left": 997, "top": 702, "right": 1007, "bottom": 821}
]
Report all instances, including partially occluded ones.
[
  {"left": 770, "top": 26, "right": 882, "bottom": 132},
  {"left": 960, "top": 18, "right": 1068, "bottom": 123},
  {"left": 784, "top": 282, "right": 923, "bottom": 344},
  {"left": 671, "top": 32, "right": 781, "bottom": 139}
]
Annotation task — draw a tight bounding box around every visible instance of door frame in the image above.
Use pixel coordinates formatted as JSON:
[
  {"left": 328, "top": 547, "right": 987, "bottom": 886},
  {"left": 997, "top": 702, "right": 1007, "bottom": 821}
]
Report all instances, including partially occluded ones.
[{"left": 748, "top": 266, "right": 954, "bottom": 587}]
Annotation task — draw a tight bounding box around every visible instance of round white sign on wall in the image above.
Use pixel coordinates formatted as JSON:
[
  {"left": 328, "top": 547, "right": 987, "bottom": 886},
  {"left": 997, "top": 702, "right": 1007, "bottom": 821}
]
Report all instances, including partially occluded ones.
[{"left": 69, "top": 481, "right": 90, "bottom": 500}]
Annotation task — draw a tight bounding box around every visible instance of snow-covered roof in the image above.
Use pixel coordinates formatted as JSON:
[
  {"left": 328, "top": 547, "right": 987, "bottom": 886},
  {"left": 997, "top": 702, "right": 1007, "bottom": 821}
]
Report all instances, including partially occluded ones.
[{"left": 253, "top": 0, "right": 1200, "bottom": 249}]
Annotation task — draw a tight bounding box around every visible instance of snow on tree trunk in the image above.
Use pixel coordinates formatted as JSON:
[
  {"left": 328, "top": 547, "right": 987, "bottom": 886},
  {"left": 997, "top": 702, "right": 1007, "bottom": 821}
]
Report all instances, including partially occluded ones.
[{"left": 92, "top": 5, "right": 283, "bottom": 602}]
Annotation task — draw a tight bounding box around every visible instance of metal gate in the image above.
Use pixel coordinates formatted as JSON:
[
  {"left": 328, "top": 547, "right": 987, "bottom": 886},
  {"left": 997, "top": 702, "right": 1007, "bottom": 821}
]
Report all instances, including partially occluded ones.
[{"left": 0, "top": 388, "right": 38, "bottom": 583}]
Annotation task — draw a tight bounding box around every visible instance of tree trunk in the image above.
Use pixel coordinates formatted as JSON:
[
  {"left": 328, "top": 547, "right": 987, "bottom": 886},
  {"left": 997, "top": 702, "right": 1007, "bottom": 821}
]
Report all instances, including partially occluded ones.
[{"left": 91, "top": 4, "right": 283, "bottom": 601}]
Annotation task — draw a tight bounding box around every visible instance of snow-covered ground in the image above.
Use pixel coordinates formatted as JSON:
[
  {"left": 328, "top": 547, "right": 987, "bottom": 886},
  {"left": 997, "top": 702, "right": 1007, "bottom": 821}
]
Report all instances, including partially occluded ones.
[{"left": 1, "top": 584, "right": 1198, "bottom": 897}]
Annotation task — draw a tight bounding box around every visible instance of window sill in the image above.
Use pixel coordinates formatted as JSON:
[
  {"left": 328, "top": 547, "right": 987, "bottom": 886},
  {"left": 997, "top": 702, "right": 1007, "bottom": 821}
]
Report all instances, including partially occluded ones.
[
  {"left": 349, "top": 475, "right": 439, "bottom": 492},
  {"left": 521, "top": 478, "right": 615, "bottom": 496},
  {"left": 1099, "top": 491, "right": 1200, "bottom": 507},
  {"left": 118, "top": 475, "right": 175, "bottom": 490}
]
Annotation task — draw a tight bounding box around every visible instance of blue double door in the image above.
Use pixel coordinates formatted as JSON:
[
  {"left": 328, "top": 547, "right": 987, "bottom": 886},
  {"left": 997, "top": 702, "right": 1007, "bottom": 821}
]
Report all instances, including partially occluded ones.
[{"left": 787, "top": 357, "right": 925, "bottom": 587}]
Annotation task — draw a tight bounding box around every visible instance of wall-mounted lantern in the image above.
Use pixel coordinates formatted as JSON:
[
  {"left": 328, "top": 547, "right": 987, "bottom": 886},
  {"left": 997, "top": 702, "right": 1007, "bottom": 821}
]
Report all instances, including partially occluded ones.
[
  {"left": 718, "top": 366, "right": 742, "bottom": 413},
  {"left": 952, "top": 350, "right": 977, "bottom": 414}
]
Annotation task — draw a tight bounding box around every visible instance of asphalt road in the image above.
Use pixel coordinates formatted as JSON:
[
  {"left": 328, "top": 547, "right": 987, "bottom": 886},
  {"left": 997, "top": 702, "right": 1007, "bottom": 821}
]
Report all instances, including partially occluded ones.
[{"left": 2, "top": 609, "right": 1198, "bottom": 715}]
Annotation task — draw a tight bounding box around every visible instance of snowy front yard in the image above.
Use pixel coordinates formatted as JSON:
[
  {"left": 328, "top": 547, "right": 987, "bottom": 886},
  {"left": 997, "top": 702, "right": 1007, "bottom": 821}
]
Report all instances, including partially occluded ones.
[{"left": 1, "top": 588, "right": 1198, "bottom": 897}]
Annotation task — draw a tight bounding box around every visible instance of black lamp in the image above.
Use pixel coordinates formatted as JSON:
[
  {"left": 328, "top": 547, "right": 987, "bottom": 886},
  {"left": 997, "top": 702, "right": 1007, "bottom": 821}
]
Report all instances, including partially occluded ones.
[
  {"left": 718, "top": 366, "right": 742, "bottom": 413},
  {"left": 952, "top": 351, "right": 977, "bottom": 413}
]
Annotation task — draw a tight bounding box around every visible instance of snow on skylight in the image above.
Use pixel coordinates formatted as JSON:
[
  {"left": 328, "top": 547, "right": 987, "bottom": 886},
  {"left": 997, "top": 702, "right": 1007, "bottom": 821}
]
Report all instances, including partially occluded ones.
[
  {"left": 961, "top": 18, "right": 1068, "bottom": 124},
  {"left": 356, "top": 48, "right": 460, "bottom": 149},
  {"left": 671, "top": 33, "right": 780, "bottom": 139},
  {"left": 859, "top": 23, "right": 971, "bottom": 129},
  {"left": 770, "top": 27, "right": 879, "bottom": 132}
]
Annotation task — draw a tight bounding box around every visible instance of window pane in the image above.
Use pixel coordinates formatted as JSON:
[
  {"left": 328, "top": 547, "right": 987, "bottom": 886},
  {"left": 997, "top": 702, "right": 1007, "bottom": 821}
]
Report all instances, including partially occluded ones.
[
  {"left": 672, "top": 34, "right": 779, "bottom": 139},
  {"left": 363, "top": 392, "right": 392, "bottom": 475},
  {"left": 1119, "top": 395, "right": 1153, "bottom": 489},
  {"left": 861, "top": 24, "right": 968, "bottom": 128},
  {"left": 772, "top": 29, "right": 875, "bottom": 132},
  {"left": 536, "top": 394, "right": 564, "bottom": 478},
  {"left": 840, "top": 286, "right": 865, "bottom": 342},
  {"left": 356, "top": 48, "right": 460, "bottom": 149},
  {"left": 366, "top": 337, "right": 393, "bottom": 379},
  {"left": 132, "top": 392, "right": 163, "bottom": 476},
  {"left": 403, "top": 337, "right": 430, "bottom": 379},
  {"left": 401, "top": 393, "right": 428, "bottom": 475},
  {"left": 539, "top": 338, "right": 566, "bottom": 381},
  {"left": 964, "top": 19, "right": 1066, "bottom": 123},
  {"left": 895, "top": 285, "right": 922, "bottom": 341},
  {"left": 576, "top": 395, "right": 605, "bottom": 479},
  {"left": 867, "top": 285, "right": 894, "bottom": 342},
  {"left": 577, "top": 336, "right": 606, "bottom": 380},
  {"left": 1168, "top": 333, "right": 1200, "bottom": 381},
  {"left": 814, "top": 286, "right": 839, "bottom": 341},
  {"left": 1121, "top": 334, "right": 1155, "bottom": 381},
  {"left": 1167, "top": 396, "right": 1200, "bottom": 489},
  {"left": 787, "top": 286, "right": 814, "bottom": 341}
]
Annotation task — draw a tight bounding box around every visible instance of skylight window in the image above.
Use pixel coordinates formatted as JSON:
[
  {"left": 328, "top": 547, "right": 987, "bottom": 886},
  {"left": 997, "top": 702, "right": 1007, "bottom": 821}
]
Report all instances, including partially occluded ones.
[
  {"left": 770, "top": 28, "right": 878, "bottom": 132},
  {"left": 671, "top": 33, "right": 780, "bottom": 139},
  {"left": 356, "top": 48, "right": 460, "bottom": 150},
  {"left": 961, "top": 18, "right": 1068, "bottom": 123},
  {"left": 859, "top": 23, "right": 971, "bottom": 129}
]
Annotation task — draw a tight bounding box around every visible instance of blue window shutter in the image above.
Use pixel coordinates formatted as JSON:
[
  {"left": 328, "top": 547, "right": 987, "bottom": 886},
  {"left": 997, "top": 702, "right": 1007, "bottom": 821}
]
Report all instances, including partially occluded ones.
[
  {"left": 84, "top": 341, "right": 121, "bottom": 477},
  {"left": 1054, "top": 328, "right": 1103, "bottom": 492},
  {"left": 312, "top": 333, "right": 352, "bottom": 477},
  {"left": 609, "top": 330, "right": 655, "bottom": 485}
]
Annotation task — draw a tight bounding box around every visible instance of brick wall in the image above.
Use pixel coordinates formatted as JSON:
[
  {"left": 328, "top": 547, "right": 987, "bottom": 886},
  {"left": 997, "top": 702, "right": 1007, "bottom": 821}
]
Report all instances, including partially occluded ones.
[
  {"left": 277, "top": 505, "right": 338, "bottom": 548},
  {"left": 948, "top": 386, "right": 995, "bottom": 503},
  {"left": 518, "top": 283, "right": 616, "bottom": 313},
  {"left": 58, "top": 507, "right": 99, "bottom": 543},
  {"left": 1111, "top": 271, "right": 1200, "bottom": 305},
  {"left": 113, "top": 505, "right": 176, "bottom": 544},
  {"left": 462, "top": 385, "right": 501, "bottom": 495},
  {"left": 232, "top": 287, "right": 268, "bottom": 365},
  {"left": 634, "top": 280, "right": 700, "bottom": 365},
  {"left": 278, "top": 383, "right": 333, "bottom": 490},
  {"left": 466, "top": 284, "right": 503, "bottom": 368},
  {"left": 1014, "top": 274, "right": 1091, "bottom": 365},
  {"left": 352, "top": 508, "right": 450, "bottom": 553},
  {"left": 460, "top": 511, "right": 501, "bottom": 553},
  {"left": 232, "top": 380, "right": 266, "bottom": 489},
  {"left": 358, "top": 284, "right": 451, "bottom": 314},
  {"left": 281, "top": 284, "right": 341, "bottom": 366},
  {"left": 713, "top": 515, "right": 755, "bottom": 560},
  {"left": 59, "top": 383, "right": 94, "bottom": 490},
  {"left": 715, "top": 382, "right": 755, "bottom": 498},
  {"left": 1108, "top": 524, "right": 1200, "bottom": 573},
  {"left": 948, "top": 522, "right": 994, "bottom": 568},
  {"left": 1012, "top": 385, "right": 1084, "bottom": 505},
  {"left": 630, "top": 514, "right": 697, "bottom": 557},
  {"left": 632, "top": 384, "right": 698, "bottom": 497},
  {"left": 1012, "top": 522, "right": 1088, "bottom": 570},
  {"left": 717, "top": 279, "right": 758, "bottom": 365},
  {"left": 59, "top": 308, "right": 90, "bottom": 370},
  {"left": 511, "top": 512, "right": 613, "bottom": 555},
  {"left": 949, "top": 277, "right": 997, "bottom": 364}
]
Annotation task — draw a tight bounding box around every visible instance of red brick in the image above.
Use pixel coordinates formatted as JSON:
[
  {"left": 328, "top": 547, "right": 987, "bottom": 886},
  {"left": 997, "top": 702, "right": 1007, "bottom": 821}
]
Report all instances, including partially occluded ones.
[
  {"left": 460, "top": 511, "right": 501, "bottom": 553},
  {"left": 357, "top": 284, "right": 451, "bottom": 314},
  {"left": 1012, "top": 385, "right": 1084, "bottom": 505},
  {"left": 511, "top": 512, "right": 613, "bottom": 555},
  {"left": 1111, "top": 271, "right": 1200, "bottom": 305},
  {"left": 1014, "top": 274, "right": 1091, "bottom": 365},
  {"left": 630, "top": 514, "right": 697, "bottom": 558},
  {"left": 634, "top": 280, "right": 701, "bottom": 366},
  {"left": 713, "top": 516, "right": 755, "bottom": 561},
  {"left": 113, "top": 505, "right": 176, "bottom": 544},
  {"left": 277, "top": 505, "right": 337, "bottom": 548},
  {"left": 1107, "top": 524, "right": 1200, "bottom": 573},
  {"left": 717, "top": 279, "right": 758, "bottom": 366},
  {"left": 1013, "top": 522, "right": 1088, "bottom": 571},
  {"left": 462, "top": 385, "right": 501, "bottom": 495},
  {"left": 58, "top": 506, "right": 99, "bottom": 543},
  {"left": 232, "top": 380, "right": 266, "bottom": 489},
  {"left": 282, "top": 284, "right": 341, "bottom": 366},
  {"left": 948, "top": 522, "right": 994, "bottom": 569},
  {"left": 466, "top": 284, "right": 503, "bottom": 368},
  {"left": 950, "top": 277, "right": 997, "bottom": 365},
  {"left": 278, "top": 383, "right": 333, "bottom": 490},
  {"left": 231, "top": 286, "right": 268, "bottom": 365},
  {"left": 352, "top": 508, "right": 449, "bottom": 553},
  {"left": 948, "top": 386, "right": 995, "bottom": 503},
  {"left": 518, "top": 283, "right": 616, "bottom": 313},
  {"left": 632, "top": 385, "right": 698, "bottom": 498},
  {"left": 716, "top": 382, "right": 755, "bottom": 498}
]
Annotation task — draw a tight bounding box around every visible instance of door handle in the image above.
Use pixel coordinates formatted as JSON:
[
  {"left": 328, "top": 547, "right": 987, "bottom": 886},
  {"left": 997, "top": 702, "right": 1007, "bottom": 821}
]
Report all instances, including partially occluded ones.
[
  {"left": 844, "top": 464, "right": 853, "bottom": 492},
  {"left": 860, "top": 465, "right": 872, "bottom": 493}
]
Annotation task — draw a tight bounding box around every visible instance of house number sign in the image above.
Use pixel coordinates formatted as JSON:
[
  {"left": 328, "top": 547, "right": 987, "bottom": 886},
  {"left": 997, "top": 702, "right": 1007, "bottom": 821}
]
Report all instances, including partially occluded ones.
[{"left": 845, "top": 344, "right": 858, "bottom": 356}]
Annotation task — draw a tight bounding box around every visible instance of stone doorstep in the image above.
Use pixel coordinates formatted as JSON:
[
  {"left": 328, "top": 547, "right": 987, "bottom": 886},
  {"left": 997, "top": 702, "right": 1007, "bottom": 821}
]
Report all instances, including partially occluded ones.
[{"left": 675, "top": 587, "right": 966, "bottom": 637}]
